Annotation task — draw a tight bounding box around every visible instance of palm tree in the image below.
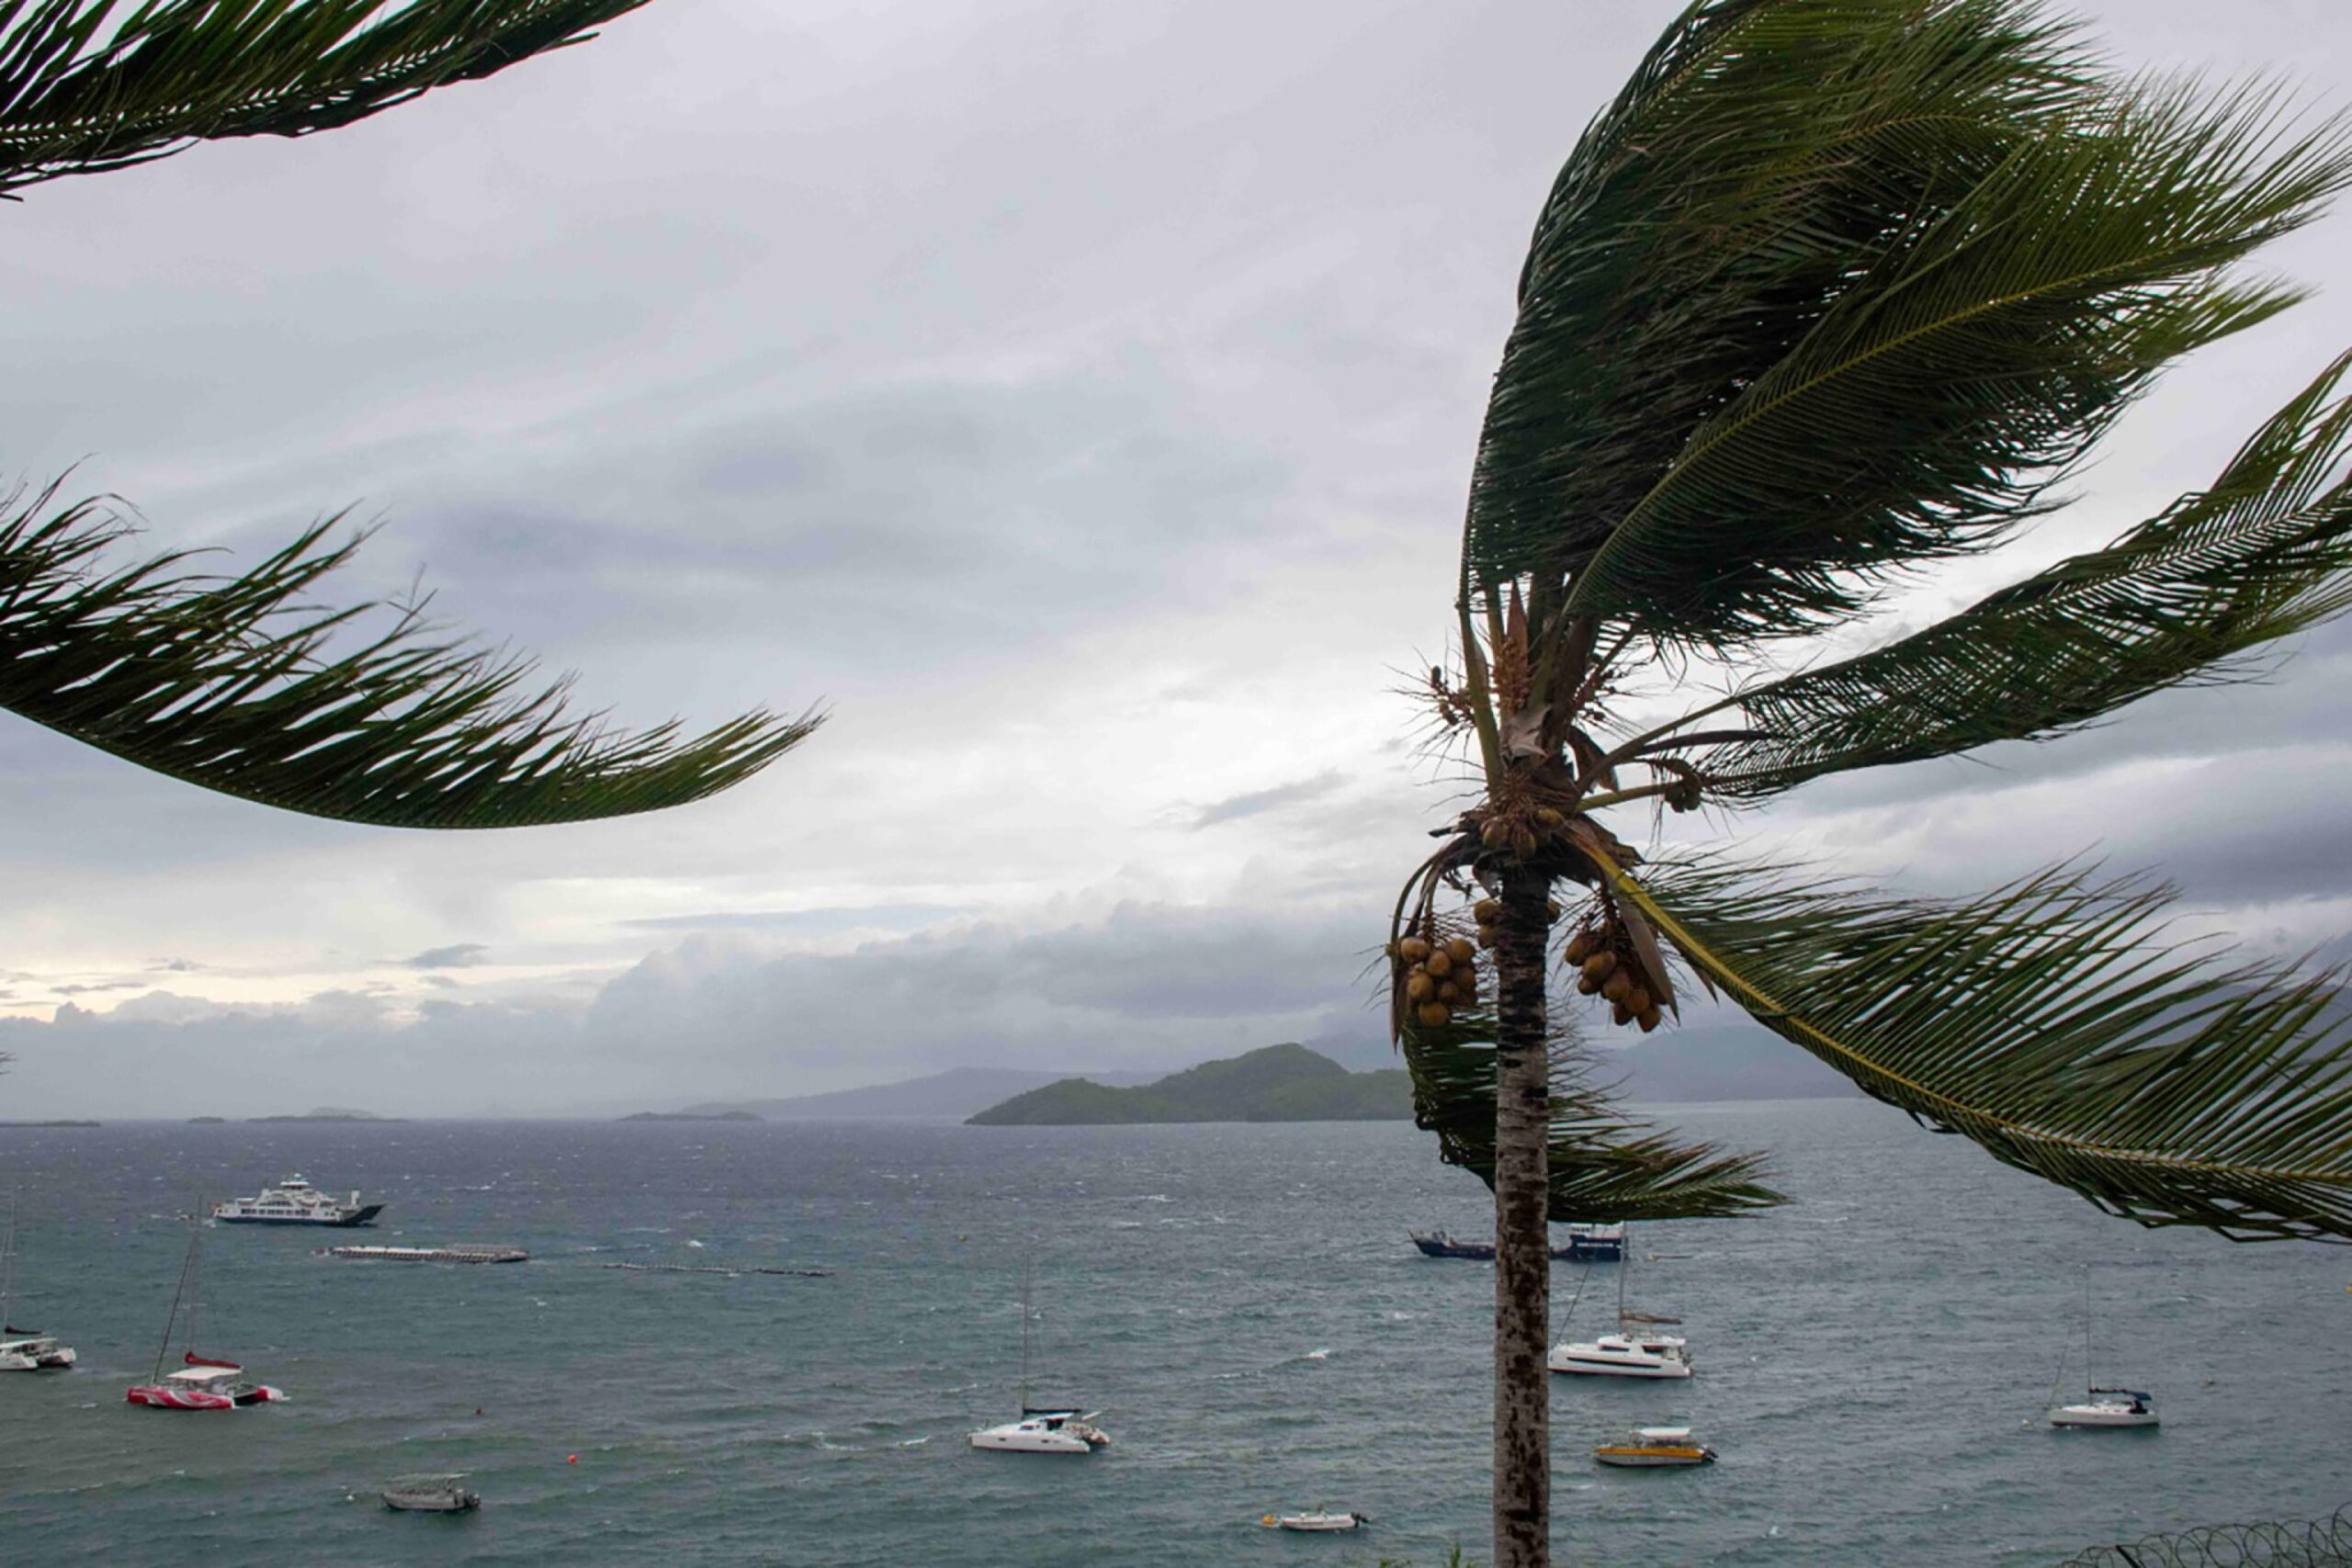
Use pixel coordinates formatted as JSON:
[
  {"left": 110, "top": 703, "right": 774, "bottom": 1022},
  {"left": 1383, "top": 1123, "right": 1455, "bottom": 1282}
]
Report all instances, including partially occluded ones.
[
  {"left": 1386, "top": 6, "right": 2352, "bottom": 1566},
  {"left": 0, "top": 0, "right": 816, "bottom": 840}
]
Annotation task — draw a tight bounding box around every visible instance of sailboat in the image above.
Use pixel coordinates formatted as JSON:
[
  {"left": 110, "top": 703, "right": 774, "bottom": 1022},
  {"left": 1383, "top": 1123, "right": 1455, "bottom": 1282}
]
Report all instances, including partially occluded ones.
[
  {"left": 126, "top": 1213, "right": 282, "bottom": 1410},
  {"left": 1548, "top": 1224, "right": 1692, "bottom": 1379},
  {"left": 2046, "top": 1269, "right": 2157, "bottom": 1428},
  {"left": 968, "top": 1258, "right": 1108, "bottom": 1454},
  {"left": 0, "top": 1190, "right": 76, "bottom": 1371}
]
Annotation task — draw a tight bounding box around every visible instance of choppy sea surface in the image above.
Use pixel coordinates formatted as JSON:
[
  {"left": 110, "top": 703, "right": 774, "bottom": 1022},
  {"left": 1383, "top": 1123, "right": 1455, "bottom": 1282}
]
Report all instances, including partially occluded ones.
[{"left": 1, "top": 1101, "right": 2346, "bottom": 1567}]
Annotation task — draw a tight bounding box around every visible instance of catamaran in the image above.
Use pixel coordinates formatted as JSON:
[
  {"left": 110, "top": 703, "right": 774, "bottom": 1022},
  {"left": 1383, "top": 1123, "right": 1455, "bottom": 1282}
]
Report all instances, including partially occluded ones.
[
  {"left": 969, "top": 1259, "right": 1109, "bottom": 1455},
  {"left": 0, "top": 1190, "right": 74, "bottom": 1371},
  {"left": 126, "top": 1216, "right": 282, "bottom": 1410},
  {"left": 1548, "top": 1224, "right": 1691, "bottom": 1379}
]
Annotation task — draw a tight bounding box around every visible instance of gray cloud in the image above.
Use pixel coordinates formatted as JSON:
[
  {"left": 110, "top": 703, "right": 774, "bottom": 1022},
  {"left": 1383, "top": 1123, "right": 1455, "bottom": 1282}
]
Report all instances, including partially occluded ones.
[
  {"left": 0, "top": 899, "right": 1386, "bottom": 1116},
  {"left": 623, "top": 904, "right": 970, "bottom": 934},
  {"left": 1192, "top": 770, "right": 1346, "bottom": 829},
  {"left": 403, "top": 943, "right": 489, "bottom": 970}
]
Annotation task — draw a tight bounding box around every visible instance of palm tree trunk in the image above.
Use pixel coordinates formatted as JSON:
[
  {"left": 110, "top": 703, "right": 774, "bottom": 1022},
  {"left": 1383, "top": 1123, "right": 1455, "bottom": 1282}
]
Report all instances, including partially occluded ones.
[{"left": 1491, "top": 862, "right": 1555, "bottom": 1568}]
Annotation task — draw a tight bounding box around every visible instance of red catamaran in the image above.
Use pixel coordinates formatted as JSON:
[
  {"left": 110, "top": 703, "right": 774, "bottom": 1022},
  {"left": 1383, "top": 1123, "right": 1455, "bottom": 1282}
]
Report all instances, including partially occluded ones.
[{"left": 126, "top": 1214, "right": 281, "bottom": 1411}]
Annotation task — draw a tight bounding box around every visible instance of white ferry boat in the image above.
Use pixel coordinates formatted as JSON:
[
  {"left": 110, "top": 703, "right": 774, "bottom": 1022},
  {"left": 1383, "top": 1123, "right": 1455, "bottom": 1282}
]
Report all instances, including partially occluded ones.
[{"left": 211, "top": 1175, "right": 381, "bottom": 1227}]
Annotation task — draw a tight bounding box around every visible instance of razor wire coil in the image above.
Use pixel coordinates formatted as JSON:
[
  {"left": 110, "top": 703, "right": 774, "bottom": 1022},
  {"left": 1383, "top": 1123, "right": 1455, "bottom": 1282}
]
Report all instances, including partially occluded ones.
[{"left": 2057, "top": 1505, "right": 2352, "bottom": 1568}]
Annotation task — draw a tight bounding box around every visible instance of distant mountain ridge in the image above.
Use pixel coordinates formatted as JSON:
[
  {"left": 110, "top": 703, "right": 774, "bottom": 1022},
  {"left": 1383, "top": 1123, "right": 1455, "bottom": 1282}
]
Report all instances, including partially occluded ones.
[
  {"left": 967, "top": 1043, "right": 1411, "bottom": 1125},
  {"left": 682, "top": 1066, "right": 1163, "bottom": 1122}
]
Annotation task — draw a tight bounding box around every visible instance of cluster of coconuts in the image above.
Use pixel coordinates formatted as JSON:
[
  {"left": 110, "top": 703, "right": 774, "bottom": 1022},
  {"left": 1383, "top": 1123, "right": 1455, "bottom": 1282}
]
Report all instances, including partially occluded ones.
[
  {"left": 1476, "top": 805, "right": 1569, "bottom": 863},
  {"left": 1566, "top": 924, "right": 1664, "bottom": 1033},
  {"left": 1396, "top": 932, "right": 1481, "bottom": 1030}
]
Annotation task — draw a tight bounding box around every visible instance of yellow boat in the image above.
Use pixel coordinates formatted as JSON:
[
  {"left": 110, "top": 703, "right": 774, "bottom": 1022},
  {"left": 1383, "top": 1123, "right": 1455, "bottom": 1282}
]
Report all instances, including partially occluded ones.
[{"left": 1594, "top": 1427, "right": 1716, "bottom": 1468}]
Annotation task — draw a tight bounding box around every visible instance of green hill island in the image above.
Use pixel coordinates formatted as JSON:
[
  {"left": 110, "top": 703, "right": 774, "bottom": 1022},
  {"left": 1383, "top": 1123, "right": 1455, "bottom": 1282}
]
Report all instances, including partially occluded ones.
[{"left": 965, "top": 1043, "right": 1410, "bottom": 1125}]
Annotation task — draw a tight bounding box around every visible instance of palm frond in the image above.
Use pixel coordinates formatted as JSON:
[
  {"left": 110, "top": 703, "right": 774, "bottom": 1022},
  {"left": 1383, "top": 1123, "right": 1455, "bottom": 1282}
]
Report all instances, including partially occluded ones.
[
  {"left": 0, "top": 0, "right": 653, "bottom": 194},
  {"left": 1464, "top": 0, "right": 2351, "bottom": 648},
  {"left": 1600, "top": 855, "right": 2352, "bottom": 1241},
  {"left": 1401, "top": 1012, "right": 1782, "bottom": 1223},
  {"left": 1693, "top": 352, "right": 2352, "bottom": 798},
  {"left": 0, "top": 489, "right": 818, "bottom": 827}
]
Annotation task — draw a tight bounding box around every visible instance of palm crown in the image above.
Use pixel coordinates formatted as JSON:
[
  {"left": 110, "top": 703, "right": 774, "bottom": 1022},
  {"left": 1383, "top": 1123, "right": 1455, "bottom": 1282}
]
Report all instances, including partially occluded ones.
[
  {"left": 1397, "top": 10, "right": 2352, "bottom": 1562},
  {"left": 1398, "top": 0, "right": 2352, "bottom": 1246}
]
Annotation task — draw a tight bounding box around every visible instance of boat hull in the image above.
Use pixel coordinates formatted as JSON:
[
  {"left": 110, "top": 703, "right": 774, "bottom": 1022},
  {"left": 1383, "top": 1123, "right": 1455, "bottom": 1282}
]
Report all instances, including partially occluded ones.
[
  {"left": 216, "top": 1204, "right": 382, "bottom": 1227},
  {"left": 1267, "top": 1515, "right": 1363, "bottom": 1531},
  {"left": 968, "top": 1429, "right": 1097, "bottom": 1454},
  {"left": 1549, "top": 1353, "right": 1691, "bottom": 1379},
  {"left": 1595, "top": 1447, "right": 1715, "bottom": 1468},
  {"left": 2050, "top": 1404, "right": 2159, "bottom": 1428},
  {"left": 383, "top": 1491, "right": 481, "bottom": 1512},
  {"left": 126, "top": 1382, "right": 281, "bottom": 1410},
  {"left": 0, "top": 1342, "right": 74, "bottom": 1371}
]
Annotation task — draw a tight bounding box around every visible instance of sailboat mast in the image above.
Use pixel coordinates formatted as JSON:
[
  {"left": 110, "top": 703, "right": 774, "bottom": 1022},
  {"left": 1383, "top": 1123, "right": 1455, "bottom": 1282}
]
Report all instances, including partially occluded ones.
[
  {"left": 1019, "top": 1255, "right": 1035, "bottom": 1410},
  {"left": 152, "top": 1213, "right": 200, "bottom": 1382},
  {"left": 2082, "top": 1267, "right": 2094, "bottom": 1396},
  {"left": 1, "top": 1189, "right": 17, "bottom": 1332},
  {"left": 1616, "top": 1224, "right": 1631, "bottom": 1327}
]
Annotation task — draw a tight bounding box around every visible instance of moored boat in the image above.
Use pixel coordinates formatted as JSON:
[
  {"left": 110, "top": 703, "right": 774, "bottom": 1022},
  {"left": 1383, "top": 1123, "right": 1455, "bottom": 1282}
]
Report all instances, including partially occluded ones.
[
  {"left": 127, "top": 1359, "right": 283, "bottom": 1410},
  {"left": 2050, "top": 1389, "right": 2159, "bottom": 1428},
  {"left": 2044, "top": 1269, "right": 2158, "bottom": 1429},
  {"left": 0, "top": 1334, "right": 76, "bottom": 1371},
  {"left": 1594, "top": 1426, "right": 1716, "bottom": 1468},
  {"left": 1261, "top": 1510, "right": 1368, "bottom": 1532},
  {"left": 0, "top": 1190, "right": 74, "bottom": 1371},
  {"left": 1550, "top": 1225, "right": 1691, "bottom": 1378},
  {"left": 380, "top": 1474, "right": 481, "bottom": 1512},
  {"left": 1548, "top": 1324, "right": 1691, "bottom": 1379},
  {"left": 1409, "top": 1228, "right": 1613, "bottom": 1261},
  {"left": 968, "top": 1408, "right": 1111, "bottom": 1454},
  {"left": 126, "top": 1218, "right": 281, "bottom": 1411},
  {"left": 213, "top": 1175, "right": 381, "bottom": 1227},
  {"left": 969, "top": 1258, "right": 1109, "bottom": 1455}
]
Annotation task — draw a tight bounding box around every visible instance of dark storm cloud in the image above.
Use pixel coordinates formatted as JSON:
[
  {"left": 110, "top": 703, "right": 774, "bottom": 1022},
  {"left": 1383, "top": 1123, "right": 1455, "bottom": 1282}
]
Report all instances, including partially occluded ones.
[
  {"left": 1191, "top": 771, "right": 1347, "bottom": 829},
  {"left": 403, "top": 943, "right": 489, "bottom": 970}
]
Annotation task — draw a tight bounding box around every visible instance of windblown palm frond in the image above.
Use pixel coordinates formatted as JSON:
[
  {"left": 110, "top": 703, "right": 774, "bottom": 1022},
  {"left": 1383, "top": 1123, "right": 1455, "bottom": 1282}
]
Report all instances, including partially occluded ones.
[
  {"left": 0, "top": 0, "right": 653, "bottom": 194},
  {"left": 1691, "top": 351, "right": 2352, "bottom": 798},
  {"left": 0, "top": 491, "right": 818, "bottom": 827},
  {"left": 1401, "top": 1015, "right": 1781, "bottom": 1223},
  {"left": 1464, "top": 0, "right": 2350, "bottom": 648},
  {"left": 1600, "top": 855, "right": 2352, "bottom": 1241}
]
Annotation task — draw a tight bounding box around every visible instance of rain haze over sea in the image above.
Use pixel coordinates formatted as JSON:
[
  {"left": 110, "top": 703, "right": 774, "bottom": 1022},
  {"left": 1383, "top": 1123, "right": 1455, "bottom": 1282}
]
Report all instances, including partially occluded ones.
[{"left": 2, "top": 1101, "right": 2346, "bottom": 1566}]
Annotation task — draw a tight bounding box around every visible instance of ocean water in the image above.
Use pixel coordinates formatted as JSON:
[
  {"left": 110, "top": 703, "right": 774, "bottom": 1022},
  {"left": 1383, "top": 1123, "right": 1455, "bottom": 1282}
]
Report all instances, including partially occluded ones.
[{"left": 0, "top": 1100, "right": 2345, "bottom": 1567}]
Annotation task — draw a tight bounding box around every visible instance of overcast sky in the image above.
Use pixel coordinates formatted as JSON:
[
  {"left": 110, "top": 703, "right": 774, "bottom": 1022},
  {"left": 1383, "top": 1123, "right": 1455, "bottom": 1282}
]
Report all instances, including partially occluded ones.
[{"left": 3, "top": 0, "right": 2349, "bottom": 1117}]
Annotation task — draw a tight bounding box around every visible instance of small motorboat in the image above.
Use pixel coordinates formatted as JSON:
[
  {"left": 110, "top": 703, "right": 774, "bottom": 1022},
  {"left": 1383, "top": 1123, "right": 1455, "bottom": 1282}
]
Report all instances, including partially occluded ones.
[
  {"left": 1594, "top": 1427, "right": 1717, "bottom": 1468},
  {"left": 2049, "top": 1388, "right": 2159, "bottom": 1428},
  {"left": 969, "top": 1408, "right": 1111, "bottom": 1454},
  {"left": 1261, "top": 1510, "right": 1368, "bottom": 1532},
  {"left": 380, "top": 1474, "right": 481, "bottom": 1512}
]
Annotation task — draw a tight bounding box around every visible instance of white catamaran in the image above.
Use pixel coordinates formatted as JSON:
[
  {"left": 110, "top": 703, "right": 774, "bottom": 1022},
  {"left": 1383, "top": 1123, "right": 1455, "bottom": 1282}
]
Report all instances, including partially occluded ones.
[
  {"left": 0, "top": 1190, "right": 75, "bottom": 1371},
  {"left": 1549, "top": 1224, "right": 1691, "bottom": 1379},
  {"left": 969, "top": 1259, "right": 1109, "bottom": 1455}
]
